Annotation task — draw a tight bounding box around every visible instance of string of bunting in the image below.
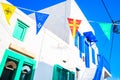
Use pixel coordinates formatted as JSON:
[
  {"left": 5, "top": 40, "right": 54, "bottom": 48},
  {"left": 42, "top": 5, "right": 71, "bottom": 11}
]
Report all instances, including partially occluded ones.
[
  {"left": 0, "top": 2, "right": 49, "bottom": 35},
  {"left": 0, "top": 2, "right": 120, "bottom": 37}
]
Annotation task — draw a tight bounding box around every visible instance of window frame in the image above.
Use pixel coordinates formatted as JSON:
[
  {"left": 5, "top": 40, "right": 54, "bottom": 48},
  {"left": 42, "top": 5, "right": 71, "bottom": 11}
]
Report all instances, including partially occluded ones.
[
  {"left": 52, "top": 64, "right": 75, "bottom": 80},
  {"left": 0, "top": 49, "right": 36, "bottom": 80},
  {"left": 12, "top": 19, "right": 29, "bottom": 41}
]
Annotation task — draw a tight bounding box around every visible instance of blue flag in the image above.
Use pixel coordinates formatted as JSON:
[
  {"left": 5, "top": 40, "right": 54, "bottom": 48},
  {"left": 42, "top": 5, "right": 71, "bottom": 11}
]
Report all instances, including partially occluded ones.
[{"left": 35, "top": 12, "right": 49, "bottom": 34}]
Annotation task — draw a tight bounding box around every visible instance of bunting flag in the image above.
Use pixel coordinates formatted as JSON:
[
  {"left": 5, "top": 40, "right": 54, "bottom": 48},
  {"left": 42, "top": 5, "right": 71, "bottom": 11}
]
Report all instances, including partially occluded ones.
[
  {"left": 98, "top": 23, "right": 112, "bottom": 40},
  {"left": 67, "top": 18, "right": 82, "bottom": 38},
  {"left": 1, "top": 3, "right": 16, "bottom": 25},
  {"left": 35, "top": 12, "right": 49, "bottom": 34}
]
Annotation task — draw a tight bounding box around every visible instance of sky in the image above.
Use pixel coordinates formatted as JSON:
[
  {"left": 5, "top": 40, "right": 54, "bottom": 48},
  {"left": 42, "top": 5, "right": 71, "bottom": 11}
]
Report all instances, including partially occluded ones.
[
  {"left": 75, "top": 0, "right": 120, "bottom": 79},
  {"left": 7, "top": 0, "right": 120, "bottom": 79}
]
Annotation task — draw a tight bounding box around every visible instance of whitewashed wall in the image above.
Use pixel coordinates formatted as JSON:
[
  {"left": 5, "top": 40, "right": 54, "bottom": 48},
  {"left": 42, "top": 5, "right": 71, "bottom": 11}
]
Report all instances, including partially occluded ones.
[
  {"left": 34, "top": 28, "right": 84, "bottom": 80},
  {"left": 0, "top": 0, "right": 111, "bottom": 80},
  {"left": 0, "top": 1, "right": 41, "bottom": 61},
  {"left": 29, "top": 0, "right": 95, "bottom": 45},
  {"left": 0, "top": 1, "right": 84, "bottom": 80}
]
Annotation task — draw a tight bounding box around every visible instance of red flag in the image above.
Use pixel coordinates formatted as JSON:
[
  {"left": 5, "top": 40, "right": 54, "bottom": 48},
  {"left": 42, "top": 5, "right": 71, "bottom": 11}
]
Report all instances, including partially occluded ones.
[{"left": 67, "top": 18, "right": 82, "bottom": 38}]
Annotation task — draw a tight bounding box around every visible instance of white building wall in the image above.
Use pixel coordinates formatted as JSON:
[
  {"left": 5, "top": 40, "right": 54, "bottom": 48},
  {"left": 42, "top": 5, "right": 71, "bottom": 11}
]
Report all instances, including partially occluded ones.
[
  {"left": 0, "top": 1, "right": 83, "bottom": 80},
  {"left": 0, "top": 1, "right": 41, "bottom": 61},
  {"left": 29, "top": 0, "right": 95, "bottom": 46},
  {"left": 29, "top": 1, "right": 70, "bottom": 44},
  {"left": 34, "top": 28, "right": 83, "bottom": 80},
  {"left": 0, "top": 0, "right": 111, "bottom": 80}
]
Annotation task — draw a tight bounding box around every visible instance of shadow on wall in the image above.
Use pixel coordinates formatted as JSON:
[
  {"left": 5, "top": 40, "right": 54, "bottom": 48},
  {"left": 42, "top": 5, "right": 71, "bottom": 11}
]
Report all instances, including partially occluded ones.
[
  {"left": 34, "top": 62, "right": 53, "bottom": 80},
  {"left": 43, "top": 0, "right": 71, "bottom": 44}
]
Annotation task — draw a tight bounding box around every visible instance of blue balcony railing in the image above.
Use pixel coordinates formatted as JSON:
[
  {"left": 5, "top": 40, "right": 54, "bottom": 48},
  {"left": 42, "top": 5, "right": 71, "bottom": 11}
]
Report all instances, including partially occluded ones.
[
  {"left": 102, "top": 56, "right": 111, "bottom": 73},
  {"left": 93, "top": 55, "right": 111, "bottom": 80}
]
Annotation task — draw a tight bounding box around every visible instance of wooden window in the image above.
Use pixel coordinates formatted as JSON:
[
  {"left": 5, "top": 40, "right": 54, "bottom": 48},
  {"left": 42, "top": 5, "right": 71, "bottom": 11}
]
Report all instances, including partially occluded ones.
[
  {"left": 20, "top": 63, "right": 32, "bottom": 80},
  {"left": 0, "top": 49, "right": 36, "bottom": 80},
  {"left": 12, "top": 19, "right": 29, "bottom": 41},
  {"left": 0, "top": 58, "right": 18, "bottom": 80},
  {"left": 52, "top": 64, "right": 75, "bottom": 80},
  {"left": 85, "top": 42, "right": 90, "bottom": 68}
]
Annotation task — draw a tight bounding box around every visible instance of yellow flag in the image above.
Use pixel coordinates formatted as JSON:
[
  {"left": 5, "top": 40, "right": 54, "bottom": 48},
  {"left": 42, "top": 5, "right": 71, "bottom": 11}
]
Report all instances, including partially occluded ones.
[{"left": 1, "top": 3, "right": 16, "bottom": 25}]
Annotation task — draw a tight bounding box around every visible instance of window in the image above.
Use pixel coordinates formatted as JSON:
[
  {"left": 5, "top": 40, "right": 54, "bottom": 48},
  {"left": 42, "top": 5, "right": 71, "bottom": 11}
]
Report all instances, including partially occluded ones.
[
  {"left": 20, "top": 63, "right": 33, "bottom": 80},
  {"left": 13, "top": 19, "right": 29, "bottom": 41},
  {"left": 0, "top": 58, "right": 18, "bottom": 80},
  {"left": 0, "top": 49, "right": 36, "bottom": 80},
  {"left": 52, "top": 64, "right": 75, "bottom": 80}
]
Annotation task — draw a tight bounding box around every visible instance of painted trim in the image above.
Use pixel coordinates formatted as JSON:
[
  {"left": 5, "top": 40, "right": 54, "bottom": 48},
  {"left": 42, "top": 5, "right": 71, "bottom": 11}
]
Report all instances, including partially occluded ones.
[
  {"left": 9, "top": 43, "right": 35, "bottom": 59},
  {"left": 0, "top": 49, "right": 36, "bottom": 80},
  {"left": 85, "top": 42, "right": 90, "bottom": 68},
  {"left": 52, "top": 64, "right": 75, "bottom": 80},
  {"left": 92, "top": 48, "right": 96, "bottom": 64},
  {"left": 12, "top": 19, "right": 29, "bottom": 41}
]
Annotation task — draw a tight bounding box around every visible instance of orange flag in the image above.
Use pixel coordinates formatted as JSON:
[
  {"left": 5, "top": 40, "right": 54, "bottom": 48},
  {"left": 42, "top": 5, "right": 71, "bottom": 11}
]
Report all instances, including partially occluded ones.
[{"left": 67, "top": 18, "right": 82, "bottom": 38}]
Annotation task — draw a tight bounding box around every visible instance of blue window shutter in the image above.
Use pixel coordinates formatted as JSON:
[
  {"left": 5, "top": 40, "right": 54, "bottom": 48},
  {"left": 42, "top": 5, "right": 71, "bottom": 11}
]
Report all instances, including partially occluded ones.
[
  {"left": 92, "top": 48, "right": 96, "bottom": 64},
  {"left": 85, "top": 42, "right": 90, "bottom": 68},
  {"left": 79, "top": 35, "right": 85, "bottom": 53},
  {"left": 79, "top": 34, "right": 85, "bottom": 58},
  {"left": 93, "top": 55, "right": 103, "bottom": 80},
  {"left": 74, "top": 32, "right": 79, "bottom": 48},
  {"left": 75, "top": 32, "right": 85, "bottom": 58},
  {"left": 103, "top": 57, "right": 111, "bottom": 73},
  {"left": 93, "top": 67, "right": 102, "bottom": 80}
]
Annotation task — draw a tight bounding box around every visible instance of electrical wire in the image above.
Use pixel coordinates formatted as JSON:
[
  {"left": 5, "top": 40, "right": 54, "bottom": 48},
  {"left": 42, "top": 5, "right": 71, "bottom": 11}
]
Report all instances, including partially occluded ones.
[
  {"left": 1, "top": 2, "right": 120, "bottom": 25},
  {"left": 109, "top": 32, "right": 114, "bottom": 63},
  {"left": 101, "top": 0, "right": 114, "bottom": 23},
  {"left": 101, "top": 0, "right": 117, "bottom": 63},
  {"left": 1, "top": 1, "right": 120, "bottom": 63}
]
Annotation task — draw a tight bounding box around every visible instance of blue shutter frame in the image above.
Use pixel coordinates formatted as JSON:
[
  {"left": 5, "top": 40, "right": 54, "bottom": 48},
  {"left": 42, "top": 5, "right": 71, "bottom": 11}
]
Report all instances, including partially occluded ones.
[
  {"left": 93, "top": 54, "right": 111, "bottom": 80},
  {"left": 74, "top": 32, "right": 79, "bottom": 48},
  {"left": 79, "top": 35, "right": 85, "bottom": 58},
  {"left": 75, "top": 32, "right": 85, "bottom": 58},
  {"left": 93, "top": 55, "right": 103, "bottom": 80},
  {"left": 85, "top": 41, "right": 90, "bottom": 68},
  {"left": 92, "top": 48, "right": 96, "bottom": 64}
]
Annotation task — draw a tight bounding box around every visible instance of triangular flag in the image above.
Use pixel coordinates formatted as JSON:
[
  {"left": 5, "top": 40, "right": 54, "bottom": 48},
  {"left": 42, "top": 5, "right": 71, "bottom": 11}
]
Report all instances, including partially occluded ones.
[
  {"left": 35, "top": 12, "right": 49, "bottom": 34},
  {"left": 99, "top": 23, "right": 112, "bottom": 40},
  {"left": 67, "top": 18, "right": 82, "bottom": 38},
  {"left": 1, "top": 3, "right": 16, "bottom": 25}
]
